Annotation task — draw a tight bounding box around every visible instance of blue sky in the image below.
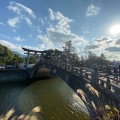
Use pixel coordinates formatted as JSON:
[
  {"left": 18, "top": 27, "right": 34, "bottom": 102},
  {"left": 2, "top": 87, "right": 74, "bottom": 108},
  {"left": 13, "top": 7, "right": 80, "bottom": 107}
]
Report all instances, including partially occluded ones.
[{"left": 1, "top": 0, "right": 120, "bottom": 60}]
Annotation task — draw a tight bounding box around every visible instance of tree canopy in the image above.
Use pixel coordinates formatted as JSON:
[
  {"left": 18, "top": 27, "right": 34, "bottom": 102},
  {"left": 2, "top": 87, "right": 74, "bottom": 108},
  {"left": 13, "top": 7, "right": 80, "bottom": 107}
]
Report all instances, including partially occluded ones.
[
  {"left": 62, "top": 40, "right": 79, "bottom": 64},
  {"left": 43, "top": 49, "right": 62, "bottom": 59},
  {"left": 0, "top": 44, "right": 24, "bottom": 65},
  {"left": 0, "top": 44, "right": 14, "bottom": 65},
  {"left": 85, "top": 51, "right": 109, "bottom": 67}
]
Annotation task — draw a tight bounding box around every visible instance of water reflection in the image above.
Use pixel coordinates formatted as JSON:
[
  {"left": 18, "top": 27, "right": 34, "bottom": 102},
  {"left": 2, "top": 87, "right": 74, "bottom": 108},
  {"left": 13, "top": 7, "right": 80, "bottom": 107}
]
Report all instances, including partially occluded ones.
[{"left": 0, "top": 77, "right": 90, "bottom": 120}]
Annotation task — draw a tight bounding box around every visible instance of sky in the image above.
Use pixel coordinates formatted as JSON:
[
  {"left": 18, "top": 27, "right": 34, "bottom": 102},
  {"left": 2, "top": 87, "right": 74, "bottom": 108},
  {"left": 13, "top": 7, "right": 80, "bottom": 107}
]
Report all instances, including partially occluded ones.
[{"left": 1, "top": 0, "right": 120, "bottom": 60}]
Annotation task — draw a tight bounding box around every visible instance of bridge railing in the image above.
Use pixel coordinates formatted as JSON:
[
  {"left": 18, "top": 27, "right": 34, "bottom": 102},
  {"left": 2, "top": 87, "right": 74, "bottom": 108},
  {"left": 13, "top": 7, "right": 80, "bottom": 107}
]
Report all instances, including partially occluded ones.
[{"left": 33, "top": 60, "right": 120, "bottom": 99}]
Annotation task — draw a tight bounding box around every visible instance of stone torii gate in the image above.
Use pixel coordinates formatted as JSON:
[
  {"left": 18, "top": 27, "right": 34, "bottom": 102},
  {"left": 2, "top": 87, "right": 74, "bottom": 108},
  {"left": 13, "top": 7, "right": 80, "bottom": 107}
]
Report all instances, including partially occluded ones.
[{"left": 22, "top": 47, "right": 47, "bottom": 67}]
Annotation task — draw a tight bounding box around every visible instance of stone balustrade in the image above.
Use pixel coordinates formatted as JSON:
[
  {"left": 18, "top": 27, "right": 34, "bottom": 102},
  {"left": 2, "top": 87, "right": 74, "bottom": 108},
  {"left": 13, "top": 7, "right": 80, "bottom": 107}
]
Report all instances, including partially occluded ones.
[{"left": 27, "top": 60, "right": 120, "bottom": 105}]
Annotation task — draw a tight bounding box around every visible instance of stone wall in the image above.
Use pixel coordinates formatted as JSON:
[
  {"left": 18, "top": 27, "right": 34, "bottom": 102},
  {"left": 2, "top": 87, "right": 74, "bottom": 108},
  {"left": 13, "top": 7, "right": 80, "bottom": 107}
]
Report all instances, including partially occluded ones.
[{"left": 0, "top": 69, "right": 30, "bottom": 83}]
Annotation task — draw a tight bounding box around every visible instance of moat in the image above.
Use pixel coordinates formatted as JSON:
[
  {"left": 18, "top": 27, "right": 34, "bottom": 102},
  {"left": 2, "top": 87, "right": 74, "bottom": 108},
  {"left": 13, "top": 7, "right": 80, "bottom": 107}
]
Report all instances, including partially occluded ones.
[{"left": 0, "top": 75, "right": 89, "bottom": 120}]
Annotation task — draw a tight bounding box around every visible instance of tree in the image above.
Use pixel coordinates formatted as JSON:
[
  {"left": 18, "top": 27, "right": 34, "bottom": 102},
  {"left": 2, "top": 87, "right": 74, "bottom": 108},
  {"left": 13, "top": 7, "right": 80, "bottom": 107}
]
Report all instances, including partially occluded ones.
[
  {"left": 43, "top": 49, "right": 62, "bottom": 59},
  {"left": 62, "top": 40, "right": 79, "bottom": 65},
  {"left": 100, "top": 53, "right": 106, "bottom": 60},
  {"left": 80, "top": 55, "right": 85, "bottom": 62},
  {"left": 85, "top": 51, "right": 109, "bottom": 67},
  {"left": 29, "top": 56, "right": 36, "bottom": 64},
  {"left": 62, "top": 40, "right": 75, "bottom": 55},
  {"left": 88, "top": 51, "right": 97, "bottom": 59},
  {"left": 12, "top": 54, "right": 25, "bottom": 63},
  {"left": 0, "top": 44, "right": 14, "bottom": 65}
]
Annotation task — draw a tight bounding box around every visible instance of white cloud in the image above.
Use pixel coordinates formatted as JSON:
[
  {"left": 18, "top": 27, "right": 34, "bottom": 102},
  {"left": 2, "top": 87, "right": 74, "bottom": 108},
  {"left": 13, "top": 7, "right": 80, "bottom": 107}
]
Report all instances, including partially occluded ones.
[
  {"left": 14, "top": 36, "right": 24, "bottom": 41},
  {"left": 0, "top": 40, "right": 23, "bottom": 53},
  {"left": 105, "top": 46, "right": 120, "bottom": 52},
  {"left": 0, "top": 40, "right": 45, "bottom": 54},
  {"left": 46, "top": 27, "right": 86, "bottom": 45},
  {"left": 84, "top": 44, "right": 100, "bottom": 50},
  {"left": 33, "top": 8, "right": 88, "bottom": 55},
  {"left": 86, "top": 4, "right": 100, "bottom": 17},
  {"left": 48, "top": 8, "right": 73, "bottom": 33},
  {"left": 24, "top": 17, "right": 32, "bottom": 25},
  {"left": 7, "top": 2, "right": 36, "bottom": 27},
  {"left": 38, "top": 43, "right": 53, "bottom": 50},
  {"left": 37, "top": 25, "right": 42, "bottom": 33},
  {"left": 93, "top": 37, "right": 115, "bottom": 48},
  {"left": 37, "top": 35, "right": 53, "bottom": 47},
  {"left": 0, "top": 22, "right": 5, "bottom": 26},
  {"left": 12, "top": 29, "right": 16, "bottom": 32},
  {"left": 22, "top": 45, "right": 40, "bottom": 51},
  {"left": 7, "top": 15, "right": 32, "bottom": 27},
  {"left": 84, "top": 36, "right": 115, "bottom": 52},
  {"left": 7, "top": 17, "right": 20, "bottom": 27},
  {"left": 49, "top": 8, "right": 55, "bottom": 20},
  {"left": 8, "top": 2, "right": 36, "bottom": 18},
  {"left": 38, "top": 18, "right": 45, "bottom": 25},
  {"left": 84, "top": 36, "right": 120, "bottom": 60},
  {"left": 29, "top": 34, "right": 32, "bottom": 38},
  {"left": 1, "top": 34, "right": 10, "bottom": 39},
  {"left": 115, "top": 39, "right": 120, "bottom": 44},
  {"left": 37, "top": 8, "right": 87, "bottom": 49}
]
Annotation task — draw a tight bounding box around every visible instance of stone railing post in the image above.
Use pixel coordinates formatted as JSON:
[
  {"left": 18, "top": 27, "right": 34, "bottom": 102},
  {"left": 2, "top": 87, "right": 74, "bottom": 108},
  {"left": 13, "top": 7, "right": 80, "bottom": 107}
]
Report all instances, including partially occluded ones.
[
  {"left": 95, "top": 73, "right": 98, "bottom": 84},
  {"left": 71, "top": 65, "right": 74, "bottom": 73},
  {"left": 91, "top": 70, "right": 94, "bottom": 82},
  {"left": 85, "top": 73, "right": 88, "bottom": 79},
  {"left": 91, "top": 69, "right": 98, "bottom": 84},
  {"left": 92, "top": 65, "right": 98, "bottom": 84},
  {"left": 114, "top": 86, "right": 120, "bottom": 95},
  {"left": 65, "top": 63, "right": 67, "bottom": 70},
  {"left": 100, "top": 80, "right": 104, "bottom": 87},
  {"left": 59, "top": 62, "right": 62, "bottom": 68},
  {"left": 106, "top": 77, "right": 111, "bottom": 90},
  {"left": 80, "top": 67, "right": 83, "bottom": 76}
]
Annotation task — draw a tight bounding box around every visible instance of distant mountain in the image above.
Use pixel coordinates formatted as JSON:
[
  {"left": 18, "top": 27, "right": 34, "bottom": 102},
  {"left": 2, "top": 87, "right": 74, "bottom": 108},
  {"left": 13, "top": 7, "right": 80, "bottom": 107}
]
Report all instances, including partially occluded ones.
[{"left": 12, "top": 51, "right": 26, "bottom": 58}]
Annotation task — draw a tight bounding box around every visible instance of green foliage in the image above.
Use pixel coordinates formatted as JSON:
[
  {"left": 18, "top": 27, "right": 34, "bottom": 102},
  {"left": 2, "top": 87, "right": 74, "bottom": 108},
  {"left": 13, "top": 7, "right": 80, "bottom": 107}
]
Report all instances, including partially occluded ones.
[
  {"left": 80, "top": 55, "right": 85, "bottom": 62},
  {"left": 62, "top": 40, "right": 79, "bottom": 65},
  {"left": 12, "top": 54, "right": 25, "bottom": 63},
  {"left": 29, "top": 56, "right": 36, "bottom": 64},
  {"left": 0, "top": 44, "right": 25, "bottom": 65},
  {"left": 100, "top": 53, "right": 106, "bottom": 60},
  {"left": 85, "top": 51, "right": 109, "bottom": 67},
  {"left": 0, "top": 44, "right": 14, "bottom": 65},
  {"left": 62, "top": 40, "right": 75, "bottom": 55},
  {"left": 44, "top": 49, "right": 62, "bottom": 59}
]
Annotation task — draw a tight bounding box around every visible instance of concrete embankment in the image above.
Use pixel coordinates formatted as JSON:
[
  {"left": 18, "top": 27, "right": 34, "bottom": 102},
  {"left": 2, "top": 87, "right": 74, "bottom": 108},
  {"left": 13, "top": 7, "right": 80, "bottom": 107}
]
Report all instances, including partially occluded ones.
[
  {"left": 0, "top": 69, "right": 30, "bottom": 83},
  {"left": 0, "top": 68, "right": 51, "bottom": 83}
]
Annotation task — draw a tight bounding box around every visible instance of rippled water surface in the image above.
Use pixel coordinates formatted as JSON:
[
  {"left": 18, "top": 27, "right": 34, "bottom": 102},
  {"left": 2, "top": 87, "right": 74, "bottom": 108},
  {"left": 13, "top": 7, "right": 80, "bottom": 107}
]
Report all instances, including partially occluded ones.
[{"left": 0, "top": 76, "right": 90, "bottom": 120}]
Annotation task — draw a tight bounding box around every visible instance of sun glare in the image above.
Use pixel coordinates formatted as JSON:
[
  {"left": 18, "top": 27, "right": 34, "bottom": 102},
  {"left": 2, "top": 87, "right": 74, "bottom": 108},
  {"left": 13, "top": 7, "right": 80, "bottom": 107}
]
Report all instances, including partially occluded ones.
[{"left": 109, "top": 24, "right": 120, "bottom": 35}]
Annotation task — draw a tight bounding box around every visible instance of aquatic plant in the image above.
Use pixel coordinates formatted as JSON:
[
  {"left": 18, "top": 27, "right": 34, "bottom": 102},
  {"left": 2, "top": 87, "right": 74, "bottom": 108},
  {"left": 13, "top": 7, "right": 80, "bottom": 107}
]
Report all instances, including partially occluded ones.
[
  {"left": 0, "top": 106, "right": 41, "bottom": 120},
  {"left": 77, "top": 84, "right": 120, "bottom": 120}
]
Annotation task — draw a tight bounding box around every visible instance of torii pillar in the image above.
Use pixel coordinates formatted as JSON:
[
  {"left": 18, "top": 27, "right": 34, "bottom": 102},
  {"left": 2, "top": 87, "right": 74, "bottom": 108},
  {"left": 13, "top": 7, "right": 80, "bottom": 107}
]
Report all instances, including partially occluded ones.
[
  {"left": 27, "top": 51, "right": 30, "bottom": 67},
  {"left": 34, "top": 51, "right": 37, "bottom": 63}
]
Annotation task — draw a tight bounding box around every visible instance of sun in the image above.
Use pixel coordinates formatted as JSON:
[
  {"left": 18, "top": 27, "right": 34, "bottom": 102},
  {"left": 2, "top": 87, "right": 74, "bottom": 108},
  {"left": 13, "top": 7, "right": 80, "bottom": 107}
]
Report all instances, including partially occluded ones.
[{"left": 109, "top": 24, "right": 120, "bottom": 35}]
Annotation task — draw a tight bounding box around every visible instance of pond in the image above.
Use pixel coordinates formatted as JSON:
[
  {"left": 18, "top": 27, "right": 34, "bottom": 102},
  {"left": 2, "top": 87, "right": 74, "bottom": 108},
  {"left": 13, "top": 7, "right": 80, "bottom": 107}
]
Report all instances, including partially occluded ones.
[{"left": 0, "top": 71, "right": 89, "bottom": 120}]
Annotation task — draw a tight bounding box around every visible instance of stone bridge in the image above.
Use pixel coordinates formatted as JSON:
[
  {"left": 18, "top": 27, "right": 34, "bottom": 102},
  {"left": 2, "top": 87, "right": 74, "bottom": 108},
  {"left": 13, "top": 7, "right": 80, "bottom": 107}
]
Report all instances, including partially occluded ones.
[{"left": 27, "top": 60, "right": 120, "bottom": 107}]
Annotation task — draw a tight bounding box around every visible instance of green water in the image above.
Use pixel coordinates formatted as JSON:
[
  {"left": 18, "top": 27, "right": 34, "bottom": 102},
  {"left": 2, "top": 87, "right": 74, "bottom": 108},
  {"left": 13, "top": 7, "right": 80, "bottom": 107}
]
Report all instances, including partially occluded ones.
[{"left": 0, "top": 76, "right": 90, "bottom": 120}]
